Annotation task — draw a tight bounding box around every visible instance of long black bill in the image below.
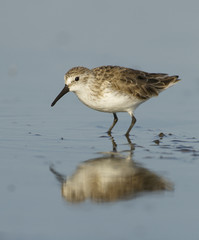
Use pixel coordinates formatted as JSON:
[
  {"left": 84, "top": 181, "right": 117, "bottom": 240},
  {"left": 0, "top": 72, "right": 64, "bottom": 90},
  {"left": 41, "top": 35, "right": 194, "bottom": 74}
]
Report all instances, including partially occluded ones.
[{"left": 51, "top": 85, "right": 69, "bottom": 107}]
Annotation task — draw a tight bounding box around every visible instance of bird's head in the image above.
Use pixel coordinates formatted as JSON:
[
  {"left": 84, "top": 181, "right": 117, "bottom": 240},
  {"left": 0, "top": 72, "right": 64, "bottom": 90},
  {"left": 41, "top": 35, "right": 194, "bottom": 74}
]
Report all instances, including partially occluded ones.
[{"left": 51, "top": 67, "right": 93, "bottom": 107}]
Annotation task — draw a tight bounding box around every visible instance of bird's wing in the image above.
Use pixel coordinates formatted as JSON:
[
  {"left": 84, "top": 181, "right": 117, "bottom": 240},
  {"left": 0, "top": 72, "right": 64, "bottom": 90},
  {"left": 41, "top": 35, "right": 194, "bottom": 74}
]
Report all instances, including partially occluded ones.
[
  {"left": 115, "top": 68, "right": 179, "bottom": 100},
  {"left": 92, "top": 66, "right": 179, "bottom": 100}
]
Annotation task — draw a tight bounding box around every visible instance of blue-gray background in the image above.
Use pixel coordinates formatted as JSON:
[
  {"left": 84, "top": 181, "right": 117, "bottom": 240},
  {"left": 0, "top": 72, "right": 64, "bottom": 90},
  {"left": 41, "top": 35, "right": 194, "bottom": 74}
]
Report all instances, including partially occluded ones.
[{"left": 0, "top": 0, "right": 199, "bottom": 239}]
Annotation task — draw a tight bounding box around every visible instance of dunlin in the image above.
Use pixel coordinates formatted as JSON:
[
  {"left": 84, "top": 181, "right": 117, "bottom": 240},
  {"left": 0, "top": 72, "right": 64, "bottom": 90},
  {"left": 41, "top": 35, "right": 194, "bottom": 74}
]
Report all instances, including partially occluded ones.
[{"left": 51, "top": 66, "right": 180, "bottom": 136}]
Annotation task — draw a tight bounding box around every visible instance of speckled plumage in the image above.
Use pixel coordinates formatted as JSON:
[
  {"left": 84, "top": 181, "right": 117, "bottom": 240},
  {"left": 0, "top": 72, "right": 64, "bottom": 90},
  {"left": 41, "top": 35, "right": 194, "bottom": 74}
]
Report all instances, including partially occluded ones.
[{"left": 51, "top": 65, "right": 180, "bottom": 136}]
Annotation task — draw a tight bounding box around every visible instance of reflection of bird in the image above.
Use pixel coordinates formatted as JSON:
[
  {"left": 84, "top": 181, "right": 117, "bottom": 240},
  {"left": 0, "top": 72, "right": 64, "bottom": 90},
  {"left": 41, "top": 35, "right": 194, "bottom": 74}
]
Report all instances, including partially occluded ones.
[
  {"left": 50, "top": 153, "right": 173, "bottom": 203},
  {"left": 51, "top": 66, "right": 180, "bottom": 136}
]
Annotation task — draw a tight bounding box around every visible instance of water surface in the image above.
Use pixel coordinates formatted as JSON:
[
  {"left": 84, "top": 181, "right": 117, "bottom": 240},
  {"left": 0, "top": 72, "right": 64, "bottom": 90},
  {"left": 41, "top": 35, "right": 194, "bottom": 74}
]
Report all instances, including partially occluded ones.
[{"left": 1, "top": 1, "right": 199, "bottom": 239}]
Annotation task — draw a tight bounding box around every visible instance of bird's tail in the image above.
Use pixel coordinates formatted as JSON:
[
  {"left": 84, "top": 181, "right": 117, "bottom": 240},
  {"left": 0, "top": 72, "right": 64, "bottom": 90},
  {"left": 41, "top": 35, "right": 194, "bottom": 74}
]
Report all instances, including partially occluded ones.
[
  {"left": 147, "top": 73, "right": 180, "bottom": 93},
  {"left": 161, "top": 75, "right": 180, "bottom": 90}
]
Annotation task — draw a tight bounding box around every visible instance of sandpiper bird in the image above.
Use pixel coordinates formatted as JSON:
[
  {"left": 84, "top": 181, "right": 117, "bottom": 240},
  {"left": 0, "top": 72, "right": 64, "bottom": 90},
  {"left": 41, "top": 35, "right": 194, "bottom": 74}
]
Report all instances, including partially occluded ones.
[{"left": 51, "top": 66, "right": 180, "bottom": 136}]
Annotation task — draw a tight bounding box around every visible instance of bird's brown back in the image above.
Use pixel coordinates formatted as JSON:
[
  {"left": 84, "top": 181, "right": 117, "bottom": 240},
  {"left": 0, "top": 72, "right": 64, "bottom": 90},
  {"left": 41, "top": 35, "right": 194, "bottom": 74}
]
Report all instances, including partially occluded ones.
[{"left": 92, "top": 66, "right": 180, "bottom": 100}]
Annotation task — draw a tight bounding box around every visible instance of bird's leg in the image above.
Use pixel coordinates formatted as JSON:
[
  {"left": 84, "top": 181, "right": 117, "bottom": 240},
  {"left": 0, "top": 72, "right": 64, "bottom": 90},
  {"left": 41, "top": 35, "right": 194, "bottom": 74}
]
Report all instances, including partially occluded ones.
[
  {"left": 125, "top": 134, "right": 135, "bottom": 152},
  {"left": 107, "top": 113, "right": 118, "bottom": 135},
  {"left": 125, "top": 115, "right": 136, "bottom": 137}
]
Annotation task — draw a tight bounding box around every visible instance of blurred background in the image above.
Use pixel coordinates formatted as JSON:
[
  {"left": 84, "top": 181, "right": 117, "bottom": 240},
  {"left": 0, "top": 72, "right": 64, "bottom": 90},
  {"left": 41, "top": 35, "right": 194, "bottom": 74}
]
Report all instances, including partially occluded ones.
[{"left": 0, "top": 0, "right": 199, "bottom": 240}]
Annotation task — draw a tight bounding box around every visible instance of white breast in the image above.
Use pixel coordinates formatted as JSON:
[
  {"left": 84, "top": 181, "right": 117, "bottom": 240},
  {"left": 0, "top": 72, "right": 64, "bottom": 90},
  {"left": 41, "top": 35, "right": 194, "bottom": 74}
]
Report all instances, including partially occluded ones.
[{"left": 75, "top": 87, "right": 143, "bottom": 114}]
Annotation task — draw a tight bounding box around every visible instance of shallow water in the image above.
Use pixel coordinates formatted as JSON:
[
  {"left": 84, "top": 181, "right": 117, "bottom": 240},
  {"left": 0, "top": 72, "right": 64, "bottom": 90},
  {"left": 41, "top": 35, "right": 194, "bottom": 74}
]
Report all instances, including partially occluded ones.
[
  {"left": 1, "top": 1, "right": 199, "bottom": 239},
  {"left": 1, "top": 88, "right": 199, "bottom": 239}
]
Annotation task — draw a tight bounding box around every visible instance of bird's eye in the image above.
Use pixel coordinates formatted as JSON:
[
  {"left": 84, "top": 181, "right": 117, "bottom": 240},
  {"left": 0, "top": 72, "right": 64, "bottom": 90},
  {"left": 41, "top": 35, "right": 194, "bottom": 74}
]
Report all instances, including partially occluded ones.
[{"left": 75, "top": 76, "right": 79, "bottom": 81}]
